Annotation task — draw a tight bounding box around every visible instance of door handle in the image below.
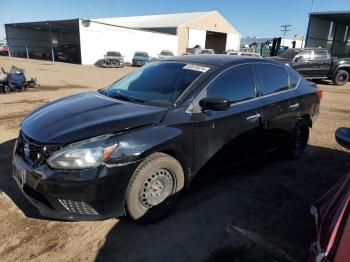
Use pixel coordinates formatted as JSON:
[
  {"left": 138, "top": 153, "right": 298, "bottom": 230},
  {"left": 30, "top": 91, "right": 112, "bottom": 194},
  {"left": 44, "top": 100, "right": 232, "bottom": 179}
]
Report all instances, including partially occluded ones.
[
  {"left": 289, "top": 103, "right": 300, "bottom": 109},
  {"left": 246, "top": 113, "right": 262, "bottom": 120}
]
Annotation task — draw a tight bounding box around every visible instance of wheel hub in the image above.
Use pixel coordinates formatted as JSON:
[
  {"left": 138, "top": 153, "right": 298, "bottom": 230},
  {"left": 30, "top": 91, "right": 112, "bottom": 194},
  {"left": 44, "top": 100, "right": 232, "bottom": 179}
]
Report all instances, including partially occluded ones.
[{"left": 139, "top": 168, "right": 175, "bottom": 208}]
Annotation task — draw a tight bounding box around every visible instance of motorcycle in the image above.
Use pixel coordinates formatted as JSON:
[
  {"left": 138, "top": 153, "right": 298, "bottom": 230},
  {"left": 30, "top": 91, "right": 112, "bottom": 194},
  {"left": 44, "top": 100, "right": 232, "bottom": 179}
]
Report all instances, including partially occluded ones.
[{"left": 0, "top": 66, "right": 37, "bottom": 93}]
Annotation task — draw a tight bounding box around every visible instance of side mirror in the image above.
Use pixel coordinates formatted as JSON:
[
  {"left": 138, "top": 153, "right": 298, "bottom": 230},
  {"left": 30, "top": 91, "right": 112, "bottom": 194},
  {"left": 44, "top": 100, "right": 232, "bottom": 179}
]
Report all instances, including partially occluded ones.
[
  {"left": 335, "top": 127, "right": 350, "bottom": 150},
  {"left": 199, "top": 96, "right": 231, "bottom": 111}
]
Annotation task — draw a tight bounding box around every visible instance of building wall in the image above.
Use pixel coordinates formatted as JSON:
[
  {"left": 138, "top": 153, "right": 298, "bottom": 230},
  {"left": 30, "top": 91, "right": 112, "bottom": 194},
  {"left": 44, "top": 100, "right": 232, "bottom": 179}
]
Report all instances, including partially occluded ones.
[
  {"left": 178, "top": 11, "right": 241, "bottom": 54},
  {"left": 306, "top": 16, "right": 333, "bottom": 50},
  {"left": 306, "top": 15, "right": 350, "bottom": 56},
  {"left": 79, "top": 20, "right": 178, "bottom": 64}
]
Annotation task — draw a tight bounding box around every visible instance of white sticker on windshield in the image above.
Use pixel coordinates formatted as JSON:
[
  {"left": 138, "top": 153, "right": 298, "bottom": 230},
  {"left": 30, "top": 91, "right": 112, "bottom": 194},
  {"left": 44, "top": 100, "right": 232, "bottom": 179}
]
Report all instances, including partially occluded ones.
[{"left": 183, "top": 64, "right": 209, "bottom": 73}]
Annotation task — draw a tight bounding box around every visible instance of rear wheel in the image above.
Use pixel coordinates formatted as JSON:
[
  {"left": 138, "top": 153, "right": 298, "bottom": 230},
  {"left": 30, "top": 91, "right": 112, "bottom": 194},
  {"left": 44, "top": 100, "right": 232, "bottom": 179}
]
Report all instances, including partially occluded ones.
[
  {"left": 126, "top": 153, "right": 184, "bottom": 222},
  {"left": 284, "top": 119, "right": 310, "bottom": 159},
  {"left": 332, "top": 70, "right": 349, "bottom": 86}
]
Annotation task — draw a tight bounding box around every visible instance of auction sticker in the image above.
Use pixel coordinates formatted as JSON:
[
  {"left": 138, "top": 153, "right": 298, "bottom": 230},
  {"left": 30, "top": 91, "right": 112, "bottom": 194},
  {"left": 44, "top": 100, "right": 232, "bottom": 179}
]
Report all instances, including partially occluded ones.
[{"left": 183, "top": 64, "right": 210, "bottom": 73}]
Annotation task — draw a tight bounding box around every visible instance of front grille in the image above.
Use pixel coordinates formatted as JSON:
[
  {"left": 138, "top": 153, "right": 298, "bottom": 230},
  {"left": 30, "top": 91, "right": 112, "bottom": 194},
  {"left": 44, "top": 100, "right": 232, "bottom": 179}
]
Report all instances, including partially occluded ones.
[
  {"left": 17, "top": 132, "right": 61, "bottom": 167},
  {"left": 58, "top": 199, "right": 99, "bottom": 215}
]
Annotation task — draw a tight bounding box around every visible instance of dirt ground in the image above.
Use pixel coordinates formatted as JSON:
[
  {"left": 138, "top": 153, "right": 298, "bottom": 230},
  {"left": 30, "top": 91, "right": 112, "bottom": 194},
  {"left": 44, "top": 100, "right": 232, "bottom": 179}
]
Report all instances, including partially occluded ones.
[{"left": 0, "top": 57, "right": 349, "bottom": 262}]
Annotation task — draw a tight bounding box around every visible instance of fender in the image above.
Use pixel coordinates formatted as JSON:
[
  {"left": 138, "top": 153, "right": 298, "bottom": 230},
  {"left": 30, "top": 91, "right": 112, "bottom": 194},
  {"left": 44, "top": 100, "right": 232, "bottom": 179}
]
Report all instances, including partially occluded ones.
[
  {"left": 332, "top": 64, "right": 350, "bottom": 77},
  {"left": 107, "top": 124, "right": 192, "bottom": 175}
]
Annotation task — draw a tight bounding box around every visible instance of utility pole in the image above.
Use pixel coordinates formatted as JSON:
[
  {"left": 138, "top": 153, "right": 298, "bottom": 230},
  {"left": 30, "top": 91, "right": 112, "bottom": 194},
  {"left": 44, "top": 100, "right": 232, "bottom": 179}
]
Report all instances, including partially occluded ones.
[
  {"left": 280, "top": 25, "right": 291, "bottom": 46},
  {"left": 311, "top": 0, "right": 315, "bottom": 12}
]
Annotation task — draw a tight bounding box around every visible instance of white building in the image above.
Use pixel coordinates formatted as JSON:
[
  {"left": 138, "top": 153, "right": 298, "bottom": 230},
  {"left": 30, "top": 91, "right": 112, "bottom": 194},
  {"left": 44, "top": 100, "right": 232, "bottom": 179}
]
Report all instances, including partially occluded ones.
[{"left": 5, "top": 11, "right": 241, "bottom": 64}]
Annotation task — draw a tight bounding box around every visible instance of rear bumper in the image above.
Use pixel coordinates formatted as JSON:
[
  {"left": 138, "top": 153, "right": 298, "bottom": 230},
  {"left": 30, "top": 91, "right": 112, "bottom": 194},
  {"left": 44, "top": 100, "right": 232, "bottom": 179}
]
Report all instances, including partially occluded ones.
[{"left": 13, "top": 154, "right": 140, "bottom": 221}]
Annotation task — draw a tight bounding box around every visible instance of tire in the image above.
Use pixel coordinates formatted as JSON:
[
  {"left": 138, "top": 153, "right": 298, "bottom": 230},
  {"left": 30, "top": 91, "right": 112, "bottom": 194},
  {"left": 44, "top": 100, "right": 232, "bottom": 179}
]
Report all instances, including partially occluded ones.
[
  {"left": 332, "top": 70, "right": 349, "bottom": 86},
  {"left": 126, "top": 152, "right": 184, "bottom": 222},
  {"left": 284, "top": 119, "right": 310, "bottom": 159},
  {"left": 2, "top": 85, "right": 10, "bottom": 94}
]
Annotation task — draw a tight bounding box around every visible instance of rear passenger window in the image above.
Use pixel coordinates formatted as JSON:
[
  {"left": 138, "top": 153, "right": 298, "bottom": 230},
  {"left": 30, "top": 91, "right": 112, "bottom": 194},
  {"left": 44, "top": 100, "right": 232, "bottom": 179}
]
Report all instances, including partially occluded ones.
[
  {"left": 314, "top": 50, "right": 328, "bottom": 60},
  {"left": 257, "top": 64, "right": 289, "bottom": 95},
  {"left": 207, "top": 65, "right": 255, "bottom": 103},
  {"left": 287, "top": 69, "right": 301, "bottom": 89}
]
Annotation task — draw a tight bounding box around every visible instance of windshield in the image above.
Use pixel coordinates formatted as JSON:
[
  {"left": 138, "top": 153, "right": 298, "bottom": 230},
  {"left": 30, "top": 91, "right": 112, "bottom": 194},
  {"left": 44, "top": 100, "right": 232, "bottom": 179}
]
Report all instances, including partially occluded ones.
[
  {"left": 104, "top": 62, "right": 208, "bottom": 106},
  {"left": 135, "top": 52, "right": 148, "bottom": 57},
  {"left": 106, "top": 52, "right": 121, "bottom": 57},
  {"left": 279, "top": 49, "right": 301, "bottom": 58}
]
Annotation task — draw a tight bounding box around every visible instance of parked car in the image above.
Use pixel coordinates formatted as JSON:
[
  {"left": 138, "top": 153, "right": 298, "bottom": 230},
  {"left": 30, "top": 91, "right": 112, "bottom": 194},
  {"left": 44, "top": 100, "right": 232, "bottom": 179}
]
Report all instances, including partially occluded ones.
[
  {"left": 0, "top": 45, "right": 9, "bottom": 56},
  {"left": 199, "top": 49, "right": 215, "bottom": 54},
  {"left": 157, "top": 50, "right": 174, "bottom": 60},
  {"left": 308, "top": 127, "right": 350, "bottom": 262},
  {"left": 54, "top": 44, "right": 81, "bottom": 64},
  {"left": 269, "top": 48, "right": 350, "bottom": 85},
  {"left": 132, "top": 51, "right": 150, "bottom": 67},
  {"left": 225, "top": 51, "right": 262, "bottom": 58},
  {"left": 102, "top": 51, "right": 124, "bottom": 68},
  {"left": 12, "top": 55, "right": 321, "bottom": 222}
]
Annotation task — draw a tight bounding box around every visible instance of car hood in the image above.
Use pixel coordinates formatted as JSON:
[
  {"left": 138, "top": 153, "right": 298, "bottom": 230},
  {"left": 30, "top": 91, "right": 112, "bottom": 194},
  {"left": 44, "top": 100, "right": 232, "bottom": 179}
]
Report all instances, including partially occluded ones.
[
  {"left": 105, "top": 56, "right": 123, "bottom": 60},
  {"left": 21, "top": 92, "right": 168, "bottom": 144},
  {"left": 133, "top": 56, "right": 149, "bottom": 61}
]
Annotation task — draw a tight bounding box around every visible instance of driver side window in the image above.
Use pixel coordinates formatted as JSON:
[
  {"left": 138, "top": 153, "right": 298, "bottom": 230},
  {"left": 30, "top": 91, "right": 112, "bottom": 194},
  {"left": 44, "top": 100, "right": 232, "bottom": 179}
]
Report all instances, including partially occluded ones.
[
  {"left": 206, "top": 65, "right": 256, "bottom": 103},
  {"left": 296, "top": 50, "right": 311, "bottom": 61}
]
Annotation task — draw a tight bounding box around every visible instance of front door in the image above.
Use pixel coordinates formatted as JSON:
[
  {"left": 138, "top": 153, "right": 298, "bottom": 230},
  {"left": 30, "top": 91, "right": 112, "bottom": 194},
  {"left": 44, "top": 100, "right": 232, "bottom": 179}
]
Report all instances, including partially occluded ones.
[
  {"left": 292, "top": 50, "right": 314, "bottom": 77},
  {"left": 192, "top": 64, "right": 264, "bottom": 173}
]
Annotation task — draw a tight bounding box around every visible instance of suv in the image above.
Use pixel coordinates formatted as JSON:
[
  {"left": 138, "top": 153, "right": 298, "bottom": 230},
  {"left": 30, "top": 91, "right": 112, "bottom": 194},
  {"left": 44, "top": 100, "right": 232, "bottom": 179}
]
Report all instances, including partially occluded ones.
[
  {"left": 13, "top": 55, "right": 321, "bottom": 222},
  {"left": 270, "top": 48, "right": 350, "bottom": 85},
  {"left": 103, "top": 51, "right": 124, "bottom": 68},
  {"left": 157, "top": 50, "right": 174, "bottom": 60},
  {"left": 132, "top": 51, "right": 150, "bottom": 67}
]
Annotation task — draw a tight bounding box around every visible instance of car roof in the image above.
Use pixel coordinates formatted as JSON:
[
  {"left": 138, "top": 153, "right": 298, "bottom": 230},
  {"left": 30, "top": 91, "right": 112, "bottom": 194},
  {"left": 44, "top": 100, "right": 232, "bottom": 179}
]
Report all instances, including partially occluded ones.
[
  {"left": 290, "top": 48, "right": 329, "bottom": 51},
  {"left": 165, "top": 54, "right": 270, "bottom": 66}
]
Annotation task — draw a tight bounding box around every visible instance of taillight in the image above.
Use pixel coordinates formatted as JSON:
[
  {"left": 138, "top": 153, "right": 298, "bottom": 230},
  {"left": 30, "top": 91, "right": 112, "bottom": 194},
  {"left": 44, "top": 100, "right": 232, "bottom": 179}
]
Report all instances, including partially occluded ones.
[{"left": 316, "top": 87, "right": 323, "bottom": 101}]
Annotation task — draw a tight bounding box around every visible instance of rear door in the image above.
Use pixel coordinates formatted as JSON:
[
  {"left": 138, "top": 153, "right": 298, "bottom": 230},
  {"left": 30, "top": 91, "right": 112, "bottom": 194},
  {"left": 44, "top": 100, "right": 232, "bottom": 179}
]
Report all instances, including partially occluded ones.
[
  {"left": 312, "top": 50, "right": 332, "bottom": 77},
  {"left": 193, "top": 64, "right": 264, "bottom": 172},
  {"left": 256, "top": 63, "right": 300, "bottom": 148}
]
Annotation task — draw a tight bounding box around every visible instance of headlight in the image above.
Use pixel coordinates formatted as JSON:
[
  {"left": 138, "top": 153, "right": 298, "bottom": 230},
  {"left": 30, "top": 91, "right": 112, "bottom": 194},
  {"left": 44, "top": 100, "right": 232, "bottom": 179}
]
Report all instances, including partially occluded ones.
[{"left": 47, "top": 135, "right": 117, "bottom": 170}]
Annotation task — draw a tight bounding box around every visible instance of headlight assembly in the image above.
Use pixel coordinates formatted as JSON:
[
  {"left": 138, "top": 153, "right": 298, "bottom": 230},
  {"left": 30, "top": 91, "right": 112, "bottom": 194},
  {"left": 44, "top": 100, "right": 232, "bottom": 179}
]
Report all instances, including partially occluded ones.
[{"left": 47, "top": 135, "right": 117, "bottom": 170}]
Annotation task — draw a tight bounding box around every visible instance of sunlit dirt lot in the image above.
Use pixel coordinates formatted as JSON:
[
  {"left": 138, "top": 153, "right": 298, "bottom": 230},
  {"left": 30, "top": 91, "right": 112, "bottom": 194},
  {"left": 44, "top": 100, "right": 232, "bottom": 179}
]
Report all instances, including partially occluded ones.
[{"left": 0, "top": 57, "right": 349, "bottom": 262}]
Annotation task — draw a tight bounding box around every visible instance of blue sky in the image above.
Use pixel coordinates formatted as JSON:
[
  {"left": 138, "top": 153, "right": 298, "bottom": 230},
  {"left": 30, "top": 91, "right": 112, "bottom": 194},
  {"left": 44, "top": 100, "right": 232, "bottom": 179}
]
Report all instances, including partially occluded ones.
[{"left": 0, "top": 0, "right": 349, "bottom": 40}]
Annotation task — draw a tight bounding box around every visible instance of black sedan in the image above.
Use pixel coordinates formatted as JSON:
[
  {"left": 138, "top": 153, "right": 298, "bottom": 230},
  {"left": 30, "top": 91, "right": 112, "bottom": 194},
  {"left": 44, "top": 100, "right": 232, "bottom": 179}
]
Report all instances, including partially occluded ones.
[{"left": 12, "top": 55, "right": 321, "bottom": 221}]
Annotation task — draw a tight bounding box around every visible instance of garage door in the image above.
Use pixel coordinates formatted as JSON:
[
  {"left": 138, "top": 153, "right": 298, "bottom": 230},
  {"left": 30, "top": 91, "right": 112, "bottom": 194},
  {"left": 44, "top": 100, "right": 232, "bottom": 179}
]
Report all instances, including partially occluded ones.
[{"left": 188, "top": 28, "right": 206, "bottom": 49}]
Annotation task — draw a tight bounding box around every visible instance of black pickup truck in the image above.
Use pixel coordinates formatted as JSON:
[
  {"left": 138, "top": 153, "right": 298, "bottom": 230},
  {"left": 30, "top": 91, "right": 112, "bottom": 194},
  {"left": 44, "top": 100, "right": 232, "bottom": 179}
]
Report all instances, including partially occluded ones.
[{"left": 270, "top": 48, "right": 350, "bottom": 85}]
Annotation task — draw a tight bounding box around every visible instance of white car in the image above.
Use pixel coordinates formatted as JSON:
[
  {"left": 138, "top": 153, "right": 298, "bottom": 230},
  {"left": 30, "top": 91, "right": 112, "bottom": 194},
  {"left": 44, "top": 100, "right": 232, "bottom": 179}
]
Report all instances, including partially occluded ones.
[
  {"left": 157, "top": 50, "right": 174, "bottom": 60},
  {"left": 199, "top": 49, "right": 215, "bottom": 55}
]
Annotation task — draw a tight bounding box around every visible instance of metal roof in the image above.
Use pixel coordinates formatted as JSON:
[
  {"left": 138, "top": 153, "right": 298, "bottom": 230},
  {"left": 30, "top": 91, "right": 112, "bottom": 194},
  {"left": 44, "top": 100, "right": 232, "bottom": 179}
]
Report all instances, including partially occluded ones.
[
  {"left": 309, "top": 11, "right": 350, "bottom": 24},
  {"left": 94, "top": 11, "right": 215, "bottom": 28}
]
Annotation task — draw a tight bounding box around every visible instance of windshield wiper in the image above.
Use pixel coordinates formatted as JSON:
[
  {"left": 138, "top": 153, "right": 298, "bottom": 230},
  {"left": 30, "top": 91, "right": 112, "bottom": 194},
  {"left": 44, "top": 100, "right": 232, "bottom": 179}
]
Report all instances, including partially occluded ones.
[{"left": 111, "top": 93, "right": 146, "bottom": 103}]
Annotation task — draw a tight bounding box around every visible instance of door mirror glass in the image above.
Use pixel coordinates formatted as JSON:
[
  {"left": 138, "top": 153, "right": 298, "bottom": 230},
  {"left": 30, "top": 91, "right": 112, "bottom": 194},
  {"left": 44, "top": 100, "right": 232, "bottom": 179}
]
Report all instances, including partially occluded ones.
[
  {"left": 199, "top": 96, "right": 231, "bottom": 111},
  {"left": 335, "top": 127, "right": 350, "bottom": 150}
]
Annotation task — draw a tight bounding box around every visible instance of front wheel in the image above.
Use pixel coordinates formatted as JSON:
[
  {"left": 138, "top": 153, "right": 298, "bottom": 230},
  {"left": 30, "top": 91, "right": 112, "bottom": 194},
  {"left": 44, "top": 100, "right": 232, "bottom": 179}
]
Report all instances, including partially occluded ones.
[
  {"left": 284, "top": 119, "right": 310, "bottom": 159},
  {"left": 126, "top": 153, "right": 184, "bottom": 222},
  {"left": 332, "top": 70, "right": 349, "bottom": 86}
]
